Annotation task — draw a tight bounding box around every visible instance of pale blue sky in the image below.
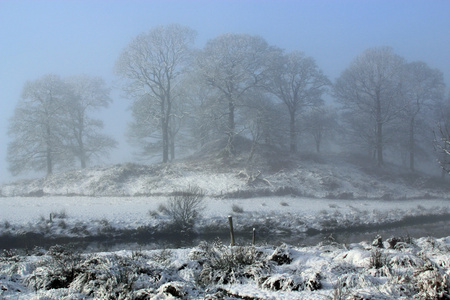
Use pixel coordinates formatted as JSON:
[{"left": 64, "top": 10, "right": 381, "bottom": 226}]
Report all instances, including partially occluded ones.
[{"left": 1, "top": 0, "right": 449, "bottom": 182}]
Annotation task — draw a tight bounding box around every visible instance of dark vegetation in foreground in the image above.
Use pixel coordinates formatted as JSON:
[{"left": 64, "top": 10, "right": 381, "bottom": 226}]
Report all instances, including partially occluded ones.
[{"left": 1, "top": 235, "right": 449, "bottom": 299}]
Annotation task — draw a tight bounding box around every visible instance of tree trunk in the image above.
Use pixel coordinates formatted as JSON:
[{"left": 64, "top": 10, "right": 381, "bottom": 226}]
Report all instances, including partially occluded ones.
[
  {"left": 80, "top": 155, "right": 86, "bottom": 169},
  {"left": 79, "top": 137, "right": 86, "bottom": 169},
  {"left": 78, "top": 118, "right": 86, "bottom": 169},
  {"left": 228, "top": 98, "right": 235, "bottom": 134},
  {"left": 46, "top": 126, "right": 53, "bottom": 175},
  {"left": 224, "top": 98, "right": 236, "bottom": 157},
  {"left": 46, "top": 148, "right": 53, "bottom": 175},
  {"left": 376, "top": 122, "right": 383, "bottom": 166},
  {"left": 289, "top": 110, "right": 297, "bottom": 153},
  {"left": 161, "top": 90, "right": 171, "bottom": 164},
  {"left": 375, "top": 93, "right": 383, "bottom": 166},
  {"left": 200, "top": 125, "right": 208, "bottom": 147},
  {"left": 314, "top": 132, "right": 322, "bottom": 153},
  {"left": 170, "top": 137, "right": 175, "bottom": 161},
  {"left": 409, "top": 117, "right": 415, "bottom": 172},
  {"left": 162, "top": 118, "right": 169, "bottom": 163}
]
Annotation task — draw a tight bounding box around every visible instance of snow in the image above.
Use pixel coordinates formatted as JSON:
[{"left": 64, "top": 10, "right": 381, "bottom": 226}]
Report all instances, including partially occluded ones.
[
  {"left": 0, "top": 236, "right": 449, "bottom": 299},
  {"left": 1, "top": 156, "right": 449, "bottom": 200},
  {"left": 1, "top": 196, "right": 447, "bottom": 299},
  {"left": 0, "top": 158, "right": 449, "bottom": 298},
  {"left": 0, "top": 196, "right": 448, "bottom": 240}
]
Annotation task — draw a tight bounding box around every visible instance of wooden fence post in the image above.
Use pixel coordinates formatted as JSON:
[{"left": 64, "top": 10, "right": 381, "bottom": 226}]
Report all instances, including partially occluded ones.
[
  {"left": 252, "top": 228, "right": 256, "bottom": 246},
  {"left": 228, "top": 215, "right": 235, "bottom": 246}
]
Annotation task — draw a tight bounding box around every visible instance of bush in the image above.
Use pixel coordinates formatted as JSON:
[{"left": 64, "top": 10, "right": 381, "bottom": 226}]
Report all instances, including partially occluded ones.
[
  {"left": 231, "top": 204, "right": 244, "bottom": 213},
  {"left": 414, "top": 263, "right": 450, "bottom": 299},
  {"left": 190, "top": 240, "right": 267, "bottom": 285},
  {"left": 369, "top": 249, "right": 388, "bottom": 269},
  {"left": 166, "top": 185, "right": 205, "bottom": 231},
  {"left": 151, "top": 249, "right": 173, "bottom": 265},
  {"left": 268, "top": 244, "right": 293, "bottom": 265},
  {"left": 51, "top": 210, "right": 67, "bottom": 219},
  {"left": 25, "top": 245, "right": 82, "bottom": 290}
]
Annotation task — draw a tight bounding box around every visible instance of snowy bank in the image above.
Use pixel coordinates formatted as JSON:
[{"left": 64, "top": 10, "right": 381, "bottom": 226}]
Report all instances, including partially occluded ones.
[
  {"left": 0, "top": 236, "right": 449, "bottom": 299},
  {"left": 0, "top": 196, "right": 448, "bottom": 248},
  {"left": 2, "top": 153, "right": 449, "bottom": 199}
]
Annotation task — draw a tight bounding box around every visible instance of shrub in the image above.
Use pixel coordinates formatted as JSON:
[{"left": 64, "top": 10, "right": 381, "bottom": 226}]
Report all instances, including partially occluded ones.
[
  {"left": 151, "top": 249, "right": 173, "bottom": 265},
  {"left": 70, "top": 222, "right": 90, "bottom": 236},
  {"left": 157, "top": 203, "right": 167, "bottom": 213},
  {"left": 386, "top": 235, "right": 413, "bottom": 249},
  {"left": 51, "top": 210, "right": 67, "bottom": 219},
  {"left": 414, "top": 263, "right": 450, "bottom": 299},
  {"left": 148, "top": 210, "right": 160, "bottom": 218},
  {"left": 166, "top": 185, "right": 205, "bottom": 231},
  {"left": 71, "top": 254, "right": 139, "bottom": 299},
  {"left": 25, "top": 245, "right": 82, "bottom": 290},
  {"left": 58, "top": 220, "right": 67, "bottom": 229},
  {"left": 191, "top": 240, "right": 267, "bottom": 285},
  {"left": 260, "top": 274, "right": 302, "bottom": 291},
  {"left": 3, "top": 220, "right": 11, "bottom": 229},
  {"left": 268, "top": 244, "right": 293, "bottom": 265},
  {"left": 369, "top": 249, "right": 388, "bottom": 269},
  {"left": 231, "top": 204, "right": 244, "bottom": 213},
  {"left": 0, "top": 249, "right": 20, "bottom": 263},
  {"left": 97, "top": 219, "right": 115, "bottom": 234},
  {"left": 331, "top": 277, "right": 351, "bottom": 300}
]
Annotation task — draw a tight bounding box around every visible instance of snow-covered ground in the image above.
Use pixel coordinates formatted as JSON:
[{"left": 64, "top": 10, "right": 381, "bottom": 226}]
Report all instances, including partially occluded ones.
[
  {"left": 1, "top": 196, "right": 448, "bottom": 225},
  {"left": 2, "top": 155, "right": 449, "bottom": 200},
  {"left": 1, "top": 235, "right": 449, "bottom": 299},
  {"left": 0, "top": 195, "right": 448, "bottom": 242},
  {"left": 1, "top": 155, "right": 449, "bottom": 298}
]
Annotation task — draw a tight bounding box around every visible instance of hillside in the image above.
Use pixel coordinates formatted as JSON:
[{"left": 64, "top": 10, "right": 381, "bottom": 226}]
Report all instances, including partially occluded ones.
[{"left": 1, "top": 137, "right": 449, "bottom": 199}]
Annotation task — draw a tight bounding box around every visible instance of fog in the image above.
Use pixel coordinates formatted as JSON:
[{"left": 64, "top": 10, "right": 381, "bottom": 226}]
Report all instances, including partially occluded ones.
[{"left": 1, "top": 0, "right": 450, "bottom": 182}]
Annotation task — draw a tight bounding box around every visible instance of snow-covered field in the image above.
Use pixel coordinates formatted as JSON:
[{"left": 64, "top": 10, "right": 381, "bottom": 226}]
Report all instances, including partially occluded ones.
[
  {"left": 0, "top": 196, "right": 449, "bottom": 241},
  {"left": 1, "top": 157, "right": 449, "bottom": 298},
  {"left": 1, "top": 195, "right": 448, "bottom": 299},
  {"left": 1, "top": 235, "right": 449, "bottom": 299}
]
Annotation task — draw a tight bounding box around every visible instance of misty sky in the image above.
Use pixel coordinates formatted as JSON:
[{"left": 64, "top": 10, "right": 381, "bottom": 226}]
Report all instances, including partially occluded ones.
[{"left": 1, "top": 0, "right": 449, "bottom": 183}]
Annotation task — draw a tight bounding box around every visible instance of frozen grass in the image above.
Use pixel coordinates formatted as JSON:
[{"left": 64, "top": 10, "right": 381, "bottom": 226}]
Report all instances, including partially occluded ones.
[{"left": 0, "top": 236, "right": 448, "bottom": 299}]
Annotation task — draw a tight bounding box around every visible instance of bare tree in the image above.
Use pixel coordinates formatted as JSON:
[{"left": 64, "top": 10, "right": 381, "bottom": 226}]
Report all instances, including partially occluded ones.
[
  {"left": 339, "top": 109, "right": 377, "bottom": 157},
  {"left": 240, "top": 92, "right": 285, "bottom": 163},
  {"left": 302, "top": 106, "right": 339, "bottom": 153},
  {"left": 434, "top": 95, "right": 450, "bottom": 176},
  {"left": 64, "top": 75, "right": 117, "bottom": 168},
  {"left": 334, "top": 47, "right": 404, "bottom": 166},
  {"left": 399, "top": 61, "right": 445, "bottom": 172},
  {"left": 183, "top": 79, "right": 226, "bottom": 149},
  {"left": 195, "top": 33, "right": 280, "bottom": 154},
  {"left": 7, "top": 74, "right": 72, "bottom": 176},
  {"left": 435, "top": 123, "right": 450, "bottom": 175},
  {"left": 126, "top": 93, "right": 161, "bottom": 161},
  {"left": 115, "top": 24, "right": 196, "bottom": 163},
  {"left": 266, "top": 51, "right": 330, "bottom": 153}
]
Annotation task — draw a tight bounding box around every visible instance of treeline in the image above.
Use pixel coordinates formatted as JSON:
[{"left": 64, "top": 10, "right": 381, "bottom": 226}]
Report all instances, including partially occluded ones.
[
  {"left": 7, "top": 75, "right": 117, "bottom": 175},
  {"left": 8, "top": 24, "right": 450, "bottom": 176}
]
